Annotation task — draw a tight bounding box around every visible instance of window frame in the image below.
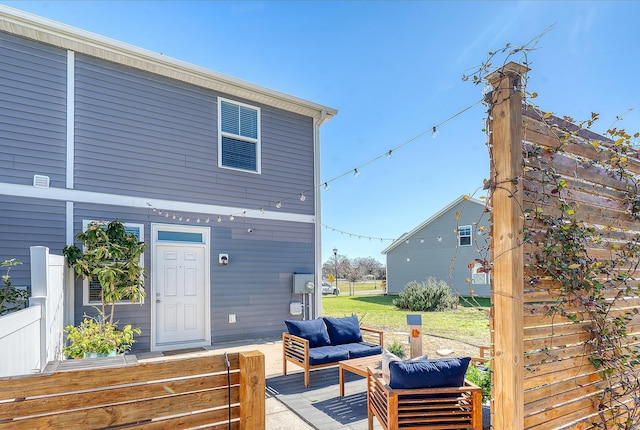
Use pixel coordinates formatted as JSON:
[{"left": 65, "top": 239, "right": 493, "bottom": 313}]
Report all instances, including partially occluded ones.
[
  {"left": 217, "top": 97, "right": 261, "bottom": 174},
  {"left": 81, "top": 220, "right": 145, "bottom": 306},
  {"left": 458, "top": 225, "right": 472, "bottom": 247}
]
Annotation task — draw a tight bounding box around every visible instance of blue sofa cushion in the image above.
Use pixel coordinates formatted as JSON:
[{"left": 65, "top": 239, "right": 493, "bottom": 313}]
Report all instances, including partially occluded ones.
[
  {"left": 389, "top": 357, "right": 471, "bottom": 389},
  {"left": 335, "top": 342, "right": 383, "bottom": 359},
  {"left": 323, "top": 315, "right": 362, "bottom": 345},
  {"left": 285, "top": 318, "right": 331, "bottom": 348},
  {"left": 308, "top": 345, "right": 350, "bottom": 366}
]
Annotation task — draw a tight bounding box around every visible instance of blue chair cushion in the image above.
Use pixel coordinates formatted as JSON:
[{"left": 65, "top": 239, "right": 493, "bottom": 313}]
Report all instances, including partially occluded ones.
[
  {"left": 389, "top": 357, "right": 471, "bottom": 389},
  {"left": 284, "top": 318, "right": 331, "bottom": 348},
  {"left": 336, "top": 342, "right": 383, "bottom": 359},
  {"left": 322, "top": 315, "right": 363, "bottom": 345},
  {"left": 308, "top": 345, "right": 349, "bottom": 365}
]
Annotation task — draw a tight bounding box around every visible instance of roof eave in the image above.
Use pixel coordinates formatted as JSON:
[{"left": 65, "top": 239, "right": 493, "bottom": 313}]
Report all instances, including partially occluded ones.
[{"left": 0, "top": 5, "right": 337, "bottom": 122}]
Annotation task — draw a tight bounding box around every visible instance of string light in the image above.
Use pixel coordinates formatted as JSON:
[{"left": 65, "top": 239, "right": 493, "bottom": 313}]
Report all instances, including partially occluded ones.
[
  {"left": 165, "top": 213, "right": 169, "bottom": 218},
  {"left": 196, "top": 218, "right": 200, "bottom": 223},
  {"left": 186, "top": 217, "right": 190, "bottom": 222},
  {"left": 146, "top": 99, "right": 483, "bottom": 229},
  {"left": 420, "top": 238, "right": 425, "bottom": 243},
  {"left": 205, "top": 217, "right": 210, "bottom": 223}
]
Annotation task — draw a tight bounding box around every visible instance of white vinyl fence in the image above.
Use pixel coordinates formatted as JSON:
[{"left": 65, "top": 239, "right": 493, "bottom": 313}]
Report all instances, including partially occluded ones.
[{"left": 0, "top": 246, "right": 65, "bottom": 377}]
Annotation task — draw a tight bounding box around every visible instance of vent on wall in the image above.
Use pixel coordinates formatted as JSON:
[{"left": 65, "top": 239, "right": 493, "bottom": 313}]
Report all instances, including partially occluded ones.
[{"left": 33, "top": 175, "right": 50, "bottom": 188}]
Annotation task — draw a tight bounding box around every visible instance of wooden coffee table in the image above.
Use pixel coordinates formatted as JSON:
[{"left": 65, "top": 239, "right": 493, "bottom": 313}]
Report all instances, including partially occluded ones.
[{"left": 338, "top": 354, "right": 382, "bottom": 396}]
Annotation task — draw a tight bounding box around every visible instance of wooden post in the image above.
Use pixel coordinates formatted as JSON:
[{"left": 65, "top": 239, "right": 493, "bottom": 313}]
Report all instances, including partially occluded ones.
[
  {"left": 486, "top": 62, "right": 528, "bottom": 430},
  {"left": 406, "top": 314, "right": 422, "bottom": 359},
  {"left": 239, "top": 351, "right": 265, "bottom": 429}
]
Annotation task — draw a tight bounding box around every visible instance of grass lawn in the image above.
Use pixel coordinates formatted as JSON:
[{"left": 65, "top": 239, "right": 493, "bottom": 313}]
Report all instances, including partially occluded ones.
[{"left": 321, "top": 294, "right": 490, "bottom": 347}]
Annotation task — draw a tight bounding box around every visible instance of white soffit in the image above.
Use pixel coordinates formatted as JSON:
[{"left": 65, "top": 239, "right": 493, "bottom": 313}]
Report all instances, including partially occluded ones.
[{"left": 0, "top": 5, "right": 337, "bottom": 123}]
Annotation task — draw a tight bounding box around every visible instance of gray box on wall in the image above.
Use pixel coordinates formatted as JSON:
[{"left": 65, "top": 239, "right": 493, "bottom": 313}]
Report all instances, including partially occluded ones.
[{"left": 293, "top": 274, "right": 315, "bottom": 293}]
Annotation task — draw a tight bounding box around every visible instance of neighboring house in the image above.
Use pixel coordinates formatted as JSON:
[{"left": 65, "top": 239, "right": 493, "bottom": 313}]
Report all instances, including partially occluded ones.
[
  {"left": 382, "top": 196, "right": 491, "bottom": 296},
  {"left": 0, "top": 6, "right": 337, "bottom": 352}
]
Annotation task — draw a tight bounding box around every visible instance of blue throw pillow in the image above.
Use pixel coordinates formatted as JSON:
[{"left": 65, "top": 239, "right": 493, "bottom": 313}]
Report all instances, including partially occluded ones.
[
  {"left": 323, "top": 315, "right": 363, "bottom": 345},
  {"left": 389, "top": 357, "right": 471, "bottom": 389},
  {"left": 284, "top": 319, "right": 331, "bottom": 348}
]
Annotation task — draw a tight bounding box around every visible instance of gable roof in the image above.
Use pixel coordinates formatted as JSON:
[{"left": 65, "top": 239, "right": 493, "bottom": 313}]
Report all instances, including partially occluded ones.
[
  {"left": 0, "top": 5, "right": 337, "bottom": 124},
  {"left": 382, "top": 195, "right": 486, "bottom": 254}
]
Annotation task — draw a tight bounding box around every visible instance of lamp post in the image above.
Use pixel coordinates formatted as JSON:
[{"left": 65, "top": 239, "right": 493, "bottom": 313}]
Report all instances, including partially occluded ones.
[{"left": 333, "top": 247, "right": 338, "bottom": 293}]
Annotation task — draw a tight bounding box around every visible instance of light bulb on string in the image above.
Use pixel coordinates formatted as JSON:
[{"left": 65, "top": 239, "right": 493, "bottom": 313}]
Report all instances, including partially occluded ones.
[
  {"left": 276, "top": 201, "right": 282, "bottom": 209},
  {"left": 260, "top": 207, "right": 264, "bottom": 214},
  {"left": 299, "top": 193, "right": 306, "bottom": 202},
  {"left": 420, "top": 238, "right": 425, "bottom": 243},
  {"left": 186, "top": 217, "right": 190, "bottom": 222},
  {"left": 172, "top": 214, "right": 176, "bottom": 220},
  {"left": 354, "top": 168, "right": 360, "bottom": 178},
  {"left": 229, "top": 215, "right": 235, "bottom": 221},
  {"left": 324, "top": 182, "right": 329, "bottom": 191},
  {"left": 432, "top": 126, "right": 439, "bottom": 138},
  {"left": 196, "top": 218, "right": 200, "bottom": 223},
  {"left": 205, "top": 217, "right": 210, "bottom": 223},
  {"left": 179, "top": 216, "right": 183, "bottom": 221},
  {"left": 217, "top": 216, "right": 222, "bottom": 223},
  {"left": 387, "top": 150, "right": 393, "bottom": 159},
  {"left": 165, "top": 213, "right": 169, "bottom": 218},
  {"left": 158, "top": 211, "right": 162, "bottom": 215}
]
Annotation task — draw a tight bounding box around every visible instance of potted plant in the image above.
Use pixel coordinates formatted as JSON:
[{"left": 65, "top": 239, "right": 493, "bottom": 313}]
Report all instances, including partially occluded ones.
[
  {"left": 63, "top": 312, "right": 141, "bottom": 358},
  {"left": 62, "top": 220, "right": 146, "bottom": 358}
]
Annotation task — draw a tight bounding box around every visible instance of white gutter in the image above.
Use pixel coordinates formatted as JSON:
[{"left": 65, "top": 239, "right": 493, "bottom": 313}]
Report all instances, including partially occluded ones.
[{"left": 313, "top": 110, "right": 328, "bottom": 319}]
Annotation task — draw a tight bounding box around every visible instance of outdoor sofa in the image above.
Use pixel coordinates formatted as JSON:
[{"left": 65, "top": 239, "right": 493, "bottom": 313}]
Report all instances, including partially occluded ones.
[
  {"left": 368, "top": 356, "right": 482, "bottom": 430},
  {"left": 282, "top": 315, "right": 383, "bottom": 387}
]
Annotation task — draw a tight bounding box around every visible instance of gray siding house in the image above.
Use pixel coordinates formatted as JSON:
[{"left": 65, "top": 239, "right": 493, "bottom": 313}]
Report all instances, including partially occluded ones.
[
  {"left": 0, "top": 6, "right": 336, "bottom": 352},
  {"left": 382, "top": 196, "right": 491, "bottom": 297}
]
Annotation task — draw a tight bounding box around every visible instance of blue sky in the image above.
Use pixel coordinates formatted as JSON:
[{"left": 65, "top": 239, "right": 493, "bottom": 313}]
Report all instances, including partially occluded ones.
[{"left": 5, "top": 1, "right": 640, "bottom": 264}]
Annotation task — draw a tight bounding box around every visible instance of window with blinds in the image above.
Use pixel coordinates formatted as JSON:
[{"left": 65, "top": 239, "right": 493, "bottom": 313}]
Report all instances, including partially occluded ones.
[
  {"left": 219, "top": 98, "right": 260, "bottom": 173},
  {"left": 458, "top": 225, "right": 472, "bottom": 246}
]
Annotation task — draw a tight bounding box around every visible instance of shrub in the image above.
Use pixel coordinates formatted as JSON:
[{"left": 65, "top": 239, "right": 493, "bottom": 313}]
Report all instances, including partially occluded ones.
[
  {"left": 465, "top": 362, "right": 492, "bottom": 403},
  {"left": 392, "top": 277, "right": 458, "bottom": 311},
  {"left": 386, "top": 339, "right": 405, "bottom": 358},
  {"left": 0, "top": 259, "right": 29, "bottom": 316}
]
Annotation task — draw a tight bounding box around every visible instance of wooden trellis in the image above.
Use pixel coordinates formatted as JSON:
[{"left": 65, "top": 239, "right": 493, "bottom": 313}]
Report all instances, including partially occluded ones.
[{"left": 488, "top": 63, "right": 640, "bottom": 429}]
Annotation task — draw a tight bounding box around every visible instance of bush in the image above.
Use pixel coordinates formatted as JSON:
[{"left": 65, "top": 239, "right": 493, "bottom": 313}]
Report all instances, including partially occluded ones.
[
  {"left": 392, "top": 277, "right": 458, "bottom": 311},
  {"left": 386, "top": 339, "right": 405, "bottom": 358},
  {"left": 0, "top": 259, "right": 28, "bottom": 316},
  {"left": 465, "top": 363, "right": 492, "bottom": 403}
]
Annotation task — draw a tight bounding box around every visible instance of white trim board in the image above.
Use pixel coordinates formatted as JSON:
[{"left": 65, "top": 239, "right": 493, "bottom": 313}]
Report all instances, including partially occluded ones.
[{"left": 0, "top": 182, "right": 315, "bottom": 224}]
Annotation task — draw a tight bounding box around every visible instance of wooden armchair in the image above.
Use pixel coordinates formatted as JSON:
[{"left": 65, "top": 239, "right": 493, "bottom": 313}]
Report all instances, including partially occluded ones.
[{"left": 367, "top": 367, "right": 482, "bottom": 430}]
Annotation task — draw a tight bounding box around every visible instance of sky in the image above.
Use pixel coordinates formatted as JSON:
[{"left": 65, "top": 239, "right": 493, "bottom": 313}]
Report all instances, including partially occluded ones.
[{"left": 4, "top": 1, "right": 640, "bottom": 264}]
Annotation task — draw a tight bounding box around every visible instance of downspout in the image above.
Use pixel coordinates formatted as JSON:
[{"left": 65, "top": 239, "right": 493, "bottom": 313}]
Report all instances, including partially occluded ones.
[{"left": 313, "top": 110, "right": 328, "bottom": 319}]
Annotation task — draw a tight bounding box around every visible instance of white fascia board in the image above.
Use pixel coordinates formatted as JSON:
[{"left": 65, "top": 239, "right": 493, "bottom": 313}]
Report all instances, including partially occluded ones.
[
  {"left": 0, "top": 183, "right": 314, "bottom": 224},
  {"left": 382, "top": 196, "right": 485, "bottom": 254},
  {"left": 0, "top": 5, "right": 338, "bottom": 122}
]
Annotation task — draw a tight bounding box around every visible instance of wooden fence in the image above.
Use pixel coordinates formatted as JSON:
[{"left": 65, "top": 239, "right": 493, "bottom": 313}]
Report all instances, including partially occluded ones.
[
  {"left": 0, "top": 351, "right": 265, "bottom": 429},
  {"left": 488, "top": 63, "right": 640, "bottom": 429}
]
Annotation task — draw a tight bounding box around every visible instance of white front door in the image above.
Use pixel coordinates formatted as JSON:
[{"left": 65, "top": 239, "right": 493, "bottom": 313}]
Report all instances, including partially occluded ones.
[{"left": 154, "top": 243, "right": 208, "bottom": 347}]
